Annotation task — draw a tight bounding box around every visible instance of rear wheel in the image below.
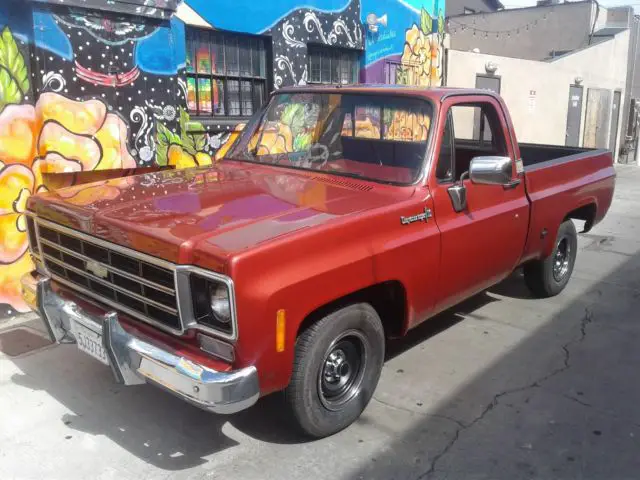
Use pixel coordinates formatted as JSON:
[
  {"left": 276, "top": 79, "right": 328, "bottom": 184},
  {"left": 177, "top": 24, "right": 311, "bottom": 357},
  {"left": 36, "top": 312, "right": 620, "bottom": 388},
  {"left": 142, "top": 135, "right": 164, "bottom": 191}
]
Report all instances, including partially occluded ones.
[
  {"left": 284, "top": 303, "right": 385, "bottom": 438},
  {"left": 524, "top": 219, "right": 578, "bottom": 298}
]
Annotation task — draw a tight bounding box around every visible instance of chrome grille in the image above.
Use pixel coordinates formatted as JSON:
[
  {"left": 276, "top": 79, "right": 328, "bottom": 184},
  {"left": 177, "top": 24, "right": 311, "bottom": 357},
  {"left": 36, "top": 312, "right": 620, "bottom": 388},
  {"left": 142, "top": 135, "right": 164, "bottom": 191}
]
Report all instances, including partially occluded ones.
[{"left": 33, "top": 218, "right": 181, "bottom": 331}]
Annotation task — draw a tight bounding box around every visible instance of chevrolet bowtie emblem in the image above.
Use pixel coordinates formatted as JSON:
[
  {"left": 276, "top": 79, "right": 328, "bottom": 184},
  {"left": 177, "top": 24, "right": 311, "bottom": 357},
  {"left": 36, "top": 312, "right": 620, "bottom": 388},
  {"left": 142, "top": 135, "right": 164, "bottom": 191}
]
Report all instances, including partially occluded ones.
[
  {"left": 400, "top": 207, "right": 432, "bottom": 225},
  {"left": 86, "top": 260, "right": 109, "bottom": 279}
]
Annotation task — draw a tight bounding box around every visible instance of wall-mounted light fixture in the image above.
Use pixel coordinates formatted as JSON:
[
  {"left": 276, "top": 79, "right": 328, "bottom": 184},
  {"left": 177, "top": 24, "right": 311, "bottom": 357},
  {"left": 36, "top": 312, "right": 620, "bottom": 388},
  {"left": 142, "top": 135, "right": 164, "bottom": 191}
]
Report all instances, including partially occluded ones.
[
  {"left": 366, "top": 13, "right": 387, "bottom": 33},
  {"left": 485, "top": 61, "right": 498, "bottom": 74},
  {"left": 574, "top": 76, "right": 584, "bottom": 85}
]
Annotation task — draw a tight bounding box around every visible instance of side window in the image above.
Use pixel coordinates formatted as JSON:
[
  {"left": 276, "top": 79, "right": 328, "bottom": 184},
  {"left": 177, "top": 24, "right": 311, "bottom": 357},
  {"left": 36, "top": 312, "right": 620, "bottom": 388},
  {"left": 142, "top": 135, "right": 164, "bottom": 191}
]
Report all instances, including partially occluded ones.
[
  {"left": 449, "top": 102, "right": 509, "bottom": 180},
  {"left": 436, "top": 112, "right": 454, "bottom": 182},
  {"left": 450, "top": 103, "right": 507, "bottom": 154},
  {"left": 341, "top": 104, "right": 432, "bottom": 141}
]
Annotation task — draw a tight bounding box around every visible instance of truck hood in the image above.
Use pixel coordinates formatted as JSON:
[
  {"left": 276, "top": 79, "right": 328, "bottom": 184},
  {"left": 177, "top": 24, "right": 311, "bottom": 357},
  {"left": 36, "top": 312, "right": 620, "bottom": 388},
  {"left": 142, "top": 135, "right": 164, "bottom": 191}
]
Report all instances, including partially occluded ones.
[{"left": 28, "top": 161, "right": 414, "bottom": 266}]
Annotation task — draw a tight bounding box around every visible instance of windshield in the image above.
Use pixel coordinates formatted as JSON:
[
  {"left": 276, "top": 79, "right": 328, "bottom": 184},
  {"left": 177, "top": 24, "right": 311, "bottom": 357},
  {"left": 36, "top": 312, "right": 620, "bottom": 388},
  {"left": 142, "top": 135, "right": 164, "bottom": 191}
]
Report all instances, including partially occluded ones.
[{"left": 226, "top": 92, "right": 433, "bottom": 184}]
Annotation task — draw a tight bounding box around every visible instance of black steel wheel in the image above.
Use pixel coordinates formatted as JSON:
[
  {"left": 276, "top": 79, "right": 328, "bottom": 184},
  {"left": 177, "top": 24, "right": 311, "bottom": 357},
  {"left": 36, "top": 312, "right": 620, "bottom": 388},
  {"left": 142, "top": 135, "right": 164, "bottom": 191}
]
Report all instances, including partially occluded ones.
[
  {"left": 318, "top": 330, "right": 368, "bottom": 411},
  {"left": 552, "top": 237, "right": 572, "bottom": 282},
  {"left": 284, "top": 303, "right": 385, "bottom": 438},
  {"left": 524, "top": 219, "right": 578, "bottom": 298}
]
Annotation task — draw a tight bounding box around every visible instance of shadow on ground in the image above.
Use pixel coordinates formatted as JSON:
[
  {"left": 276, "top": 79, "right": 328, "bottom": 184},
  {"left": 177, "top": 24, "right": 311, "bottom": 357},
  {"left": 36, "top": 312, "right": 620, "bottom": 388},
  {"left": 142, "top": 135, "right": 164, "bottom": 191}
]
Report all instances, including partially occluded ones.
[
  {"left": 8, "top": 251, "right": 639, "bottom": 476},
  {"left": 5, "top": 277, "right": 508, "bottom": 471},
  {"left": 346, "top": 251, "right": 640, "bottom": 479}
]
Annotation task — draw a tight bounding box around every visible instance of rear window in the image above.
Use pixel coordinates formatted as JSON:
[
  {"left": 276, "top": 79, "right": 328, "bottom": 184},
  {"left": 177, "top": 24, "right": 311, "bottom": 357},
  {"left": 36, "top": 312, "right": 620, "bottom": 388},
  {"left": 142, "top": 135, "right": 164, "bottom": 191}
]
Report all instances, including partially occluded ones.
[{"left": 227, "top": 92, "right": 433, "bottom": 184}]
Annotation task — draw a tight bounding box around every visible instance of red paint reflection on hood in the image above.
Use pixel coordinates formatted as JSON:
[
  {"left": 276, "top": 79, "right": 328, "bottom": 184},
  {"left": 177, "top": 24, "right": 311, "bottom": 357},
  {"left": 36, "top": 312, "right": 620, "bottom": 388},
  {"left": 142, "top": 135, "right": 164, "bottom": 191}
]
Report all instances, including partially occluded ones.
[{"left": 28, "top": 161, "right": 415, "bottom": 266}]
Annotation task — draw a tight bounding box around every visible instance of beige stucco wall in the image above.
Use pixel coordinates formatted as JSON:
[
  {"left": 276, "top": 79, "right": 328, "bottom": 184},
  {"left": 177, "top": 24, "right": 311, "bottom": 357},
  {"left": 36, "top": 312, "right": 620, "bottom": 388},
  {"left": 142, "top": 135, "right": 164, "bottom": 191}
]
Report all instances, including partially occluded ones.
[{"left": 446, "top": 29, "right": 629, "bottom": 157}]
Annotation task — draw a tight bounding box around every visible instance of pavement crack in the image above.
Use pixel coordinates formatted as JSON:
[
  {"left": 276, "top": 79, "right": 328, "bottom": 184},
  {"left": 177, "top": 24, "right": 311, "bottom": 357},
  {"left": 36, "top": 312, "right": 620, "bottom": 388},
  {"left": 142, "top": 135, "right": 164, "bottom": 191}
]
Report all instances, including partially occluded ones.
[
  {"left": 561, "top": 393, "right": 592, "bottom": 407},
  {"left": 417, "top": 306, "right": 594, "bottom": 480},
  {"left": 371, "top": 397, "right": 466, "bottom": 429}
]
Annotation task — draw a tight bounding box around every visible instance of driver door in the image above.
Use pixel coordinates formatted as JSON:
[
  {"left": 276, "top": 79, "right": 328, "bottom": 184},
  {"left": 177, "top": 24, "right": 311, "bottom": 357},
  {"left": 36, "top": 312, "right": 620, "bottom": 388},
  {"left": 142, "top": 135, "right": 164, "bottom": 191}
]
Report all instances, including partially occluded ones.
[{"left": 429, "top": 95, "right": 529, "bottom": 312}]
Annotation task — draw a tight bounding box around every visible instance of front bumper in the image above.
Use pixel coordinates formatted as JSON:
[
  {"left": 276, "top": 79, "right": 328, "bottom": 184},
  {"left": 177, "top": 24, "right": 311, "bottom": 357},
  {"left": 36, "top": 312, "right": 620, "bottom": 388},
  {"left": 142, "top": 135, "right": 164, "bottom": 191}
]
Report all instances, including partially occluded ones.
[{"left": 21, "top": 273, "right": 260, "bottom": 414}]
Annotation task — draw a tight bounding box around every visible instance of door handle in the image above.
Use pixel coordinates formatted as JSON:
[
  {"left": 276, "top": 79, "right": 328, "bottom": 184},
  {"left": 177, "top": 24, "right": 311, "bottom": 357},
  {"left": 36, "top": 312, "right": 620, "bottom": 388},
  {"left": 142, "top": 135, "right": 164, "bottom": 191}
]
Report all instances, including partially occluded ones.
[{"left": 503, "top": 179, "right": 521, "bottom": 190}]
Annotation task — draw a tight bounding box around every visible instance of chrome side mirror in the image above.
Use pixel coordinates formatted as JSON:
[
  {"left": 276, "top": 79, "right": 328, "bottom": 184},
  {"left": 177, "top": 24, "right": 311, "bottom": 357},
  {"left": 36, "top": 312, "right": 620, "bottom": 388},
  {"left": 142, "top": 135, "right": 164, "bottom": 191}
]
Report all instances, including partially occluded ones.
[{"left": 469, "top": 156, "right": 513, "bottom": 186}]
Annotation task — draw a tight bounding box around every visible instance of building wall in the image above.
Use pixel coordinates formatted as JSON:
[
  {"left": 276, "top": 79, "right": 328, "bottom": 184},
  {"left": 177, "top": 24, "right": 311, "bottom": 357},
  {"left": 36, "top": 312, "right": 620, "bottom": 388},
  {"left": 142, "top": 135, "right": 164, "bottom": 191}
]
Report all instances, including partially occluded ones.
[
  {"left": 0, "top": 0, "right": 193, "bottom": 314},
  {"left": 180, "top": 1, "right": 446, "bottom": 88},
  {"left": 0, "top": 0, "right": 446, "bottom": 316},
  {"left": 359, "top": 0, "right": 445, "bottom": 86},
  {"left": 449, "top": 1, "right": 595, "bottom": 61},
  {"left": 446, "top": 0, "right": 501, "bottom": 18},
  {"left": 621, "top": 15, "right": 640, "bottom": 159},
  {"left": 184, "top": 0, "right": 364, "bottom": 89},
  {"left": 446, "top": 29, "right": 628, "bottom": 151},
  {"left": 182, "top": 0, "right": 447, "bottom": 174}
]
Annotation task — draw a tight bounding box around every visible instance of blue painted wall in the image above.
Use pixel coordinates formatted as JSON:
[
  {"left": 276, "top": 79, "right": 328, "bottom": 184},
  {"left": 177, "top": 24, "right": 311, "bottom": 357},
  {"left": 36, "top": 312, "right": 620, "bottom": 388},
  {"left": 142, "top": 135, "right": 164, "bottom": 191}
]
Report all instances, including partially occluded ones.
[{"left": 184, "top": 0, "right": 445, "bottom": 85}]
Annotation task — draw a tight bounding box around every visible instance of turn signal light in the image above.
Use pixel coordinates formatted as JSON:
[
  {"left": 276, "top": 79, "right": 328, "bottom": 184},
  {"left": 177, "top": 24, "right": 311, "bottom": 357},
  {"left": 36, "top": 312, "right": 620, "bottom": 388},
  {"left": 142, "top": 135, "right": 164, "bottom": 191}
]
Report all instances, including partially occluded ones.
[{"left": 276, "top": 309, "right": 286, "bottom": 352}]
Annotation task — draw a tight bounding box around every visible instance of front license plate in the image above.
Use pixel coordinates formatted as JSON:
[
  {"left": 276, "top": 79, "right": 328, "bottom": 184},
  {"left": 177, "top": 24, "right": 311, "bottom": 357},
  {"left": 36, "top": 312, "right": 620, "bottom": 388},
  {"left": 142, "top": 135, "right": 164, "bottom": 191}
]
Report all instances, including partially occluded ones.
[{"left": 73, "top": 321, "right": 109, "bottom": 366}]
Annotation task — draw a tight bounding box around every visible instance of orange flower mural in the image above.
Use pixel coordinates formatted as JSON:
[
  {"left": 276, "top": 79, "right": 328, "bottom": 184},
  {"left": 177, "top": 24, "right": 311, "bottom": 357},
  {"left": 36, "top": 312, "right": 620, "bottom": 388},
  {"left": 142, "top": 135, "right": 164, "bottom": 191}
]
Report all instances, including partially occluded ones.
[
  {"left": 0, "top": 27, "right": 139, "bottom": 312},
  {"left": 398, "top": 9, "right": 444, "bottom": 87},
  {"left": 157, "top": 107, "right": 215, "bottom": 168},
  {"left": 215, "top": 123, "right": 245, "bottom": 161}
]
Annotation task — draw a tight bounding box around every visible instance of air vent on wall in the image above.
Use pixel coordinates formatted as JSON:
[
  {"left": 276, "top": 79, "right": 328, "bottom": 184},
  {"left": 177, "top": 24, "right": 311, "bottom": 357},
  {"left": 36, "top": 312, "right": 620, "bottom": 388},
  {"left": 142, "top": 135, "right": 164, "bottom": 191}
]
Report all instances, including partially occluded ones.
[{"left": 310, "top": 175, "right": 374, "bottom": 192}]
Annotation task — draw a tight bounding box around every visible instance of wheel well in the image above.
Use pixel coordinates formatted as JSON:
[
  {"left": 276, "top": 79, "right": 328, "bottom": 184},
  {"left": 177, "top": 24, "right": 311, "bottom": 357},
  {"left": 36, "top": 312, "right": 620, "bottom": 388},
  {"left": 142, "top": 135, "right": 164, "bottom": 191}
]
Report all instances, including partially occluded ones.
[
  {"left": 296, "top": 281, "right": 407, "bottom": 339},
  {"left": 564, "top": 203, "right": 597, "bottom": 232}
]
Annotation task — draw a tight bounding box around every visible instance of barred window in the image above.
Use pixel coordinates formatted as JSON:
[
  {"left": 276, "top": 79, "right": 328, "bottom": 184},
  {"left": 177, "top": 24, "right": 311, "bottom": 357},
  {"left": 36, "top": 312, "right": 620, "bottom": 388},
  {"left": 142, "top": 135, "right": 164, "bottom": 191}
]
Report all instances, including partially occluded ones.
[
  {"left": 185, "top": 28, "right": 267, "bottom": 117},
  {"left": 308, "top": 45, "right": 360, "bottom": 85}
]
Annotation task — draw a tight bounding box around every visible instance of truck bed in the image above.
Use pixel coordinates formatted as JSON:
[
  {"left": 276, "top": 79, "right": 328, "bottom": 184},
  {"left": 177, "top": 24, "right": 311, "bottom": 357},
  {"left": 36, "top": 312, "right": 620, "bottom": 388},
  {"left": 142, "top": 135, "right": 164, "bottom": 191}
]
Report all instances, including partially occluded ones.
[
  {"left": 520, "top": 146, "right": 615, "bottom": 263},
  {"left": 519, "top": 142, "right": 599, "bottom": 168}
]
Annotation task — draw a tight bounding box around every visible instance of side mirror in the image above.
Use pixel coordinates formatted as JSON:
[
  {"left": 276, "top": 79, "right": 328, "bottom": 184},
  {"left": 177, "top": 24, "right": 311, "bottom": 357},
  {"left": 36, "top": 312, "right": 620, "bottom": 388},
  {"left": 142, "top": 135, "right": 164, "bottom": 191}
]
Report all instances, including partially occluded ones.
[
  {"left": 469, "top": 156, "right": 513, "bottom": 186},
  {"left": 448, "top": 184, "right": 467, "bottom": 213}
]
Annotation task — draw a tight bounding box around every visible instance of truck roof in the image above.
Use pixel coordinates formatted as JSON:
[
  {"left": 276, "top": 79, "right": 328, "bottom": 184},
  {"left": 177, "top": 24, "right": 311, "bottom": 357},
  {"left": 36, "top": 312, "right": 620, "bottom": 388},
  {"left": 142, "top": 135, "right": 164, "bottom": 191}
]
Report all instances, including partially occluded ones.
[{"left": 276, "top": 84, "right": 500, "bottom": 102}]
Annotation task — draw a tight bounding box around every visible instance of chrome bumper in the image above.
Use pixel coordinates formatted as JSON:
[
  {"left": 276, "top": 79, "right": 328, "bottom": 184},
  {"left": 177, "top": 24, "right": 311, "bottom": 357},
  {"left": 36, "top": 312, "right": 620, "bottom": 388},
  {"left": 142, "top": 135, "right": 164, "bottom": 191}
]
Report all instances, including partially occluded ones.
[{"left": 21, "top": 273, "right": 259, "bottom": 415}]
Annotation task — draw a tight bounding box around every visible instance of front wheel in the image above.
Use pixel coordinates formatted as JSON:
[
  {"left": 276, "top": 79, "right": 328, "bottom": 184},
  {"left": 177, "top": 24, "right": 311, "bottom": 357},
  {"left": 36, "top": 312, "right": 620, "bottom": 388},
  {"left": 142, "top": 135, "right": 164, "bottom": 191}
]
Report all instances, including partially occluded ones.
[
  {"left": 284, "top": 303, "right": 385, "bottom": 438},
  {"left": 524, "top": 219, "right": 578, "bottom": 298}
]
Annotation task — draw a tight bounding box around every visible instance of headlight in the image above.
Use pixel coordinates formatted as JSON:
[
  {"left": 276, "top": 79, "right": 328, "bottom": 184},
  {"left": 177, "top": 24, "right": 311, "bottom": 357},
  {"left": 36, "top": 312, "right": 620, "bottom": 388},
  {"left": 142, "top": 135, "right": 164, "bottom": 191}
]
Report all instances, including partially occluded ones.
[
  {"left": 210, "top": 283, "right": 231, "bottom": 324},
  {"left": 189, "top": 274, "right": 234, "bottom": 334}
]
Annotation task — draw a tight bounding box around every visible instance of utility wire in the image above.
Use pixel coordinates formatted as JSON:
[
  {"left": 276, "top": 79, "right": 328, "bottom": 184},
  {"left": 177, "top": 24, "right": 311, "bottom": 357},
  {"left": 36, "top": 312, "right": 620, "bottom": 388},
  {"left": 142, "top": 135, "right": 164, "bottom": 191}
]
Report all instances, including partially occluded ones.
[{"left": 448, "top": 10, "right": 552, "bottom": 35}]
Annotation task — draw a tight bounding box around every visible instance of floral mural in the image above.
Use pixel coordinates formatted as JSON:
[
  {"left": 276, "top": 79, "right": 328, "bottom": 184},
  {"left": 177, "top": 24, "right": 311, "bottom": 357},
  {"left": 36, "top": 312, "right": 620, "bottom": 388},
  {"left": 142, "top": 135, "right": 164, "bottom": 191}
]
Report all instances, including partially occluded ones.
[
  {"left": 360, "top": 2, "right": 445, "bottom": 86},
  {"left": 397, "top": 9, "right": 445, "bottom": 87},
  {"left": 0, "top": 25, "right": 138, "bottom": 312},
  {"left": 156, "top": 107, "right": 213, "bottom": 168}
]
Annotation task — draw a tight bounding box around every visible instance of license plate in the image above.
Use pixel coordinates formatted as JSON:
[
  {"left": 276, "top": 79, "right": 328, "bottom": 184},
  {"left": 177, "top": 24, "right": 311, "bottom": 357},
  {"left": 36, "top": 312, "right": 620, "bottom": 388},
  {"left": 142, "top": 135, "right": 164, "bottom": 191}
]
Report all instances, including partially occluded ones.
[{"left": 72, "top": 321, "right": 109, "bottom": 366}]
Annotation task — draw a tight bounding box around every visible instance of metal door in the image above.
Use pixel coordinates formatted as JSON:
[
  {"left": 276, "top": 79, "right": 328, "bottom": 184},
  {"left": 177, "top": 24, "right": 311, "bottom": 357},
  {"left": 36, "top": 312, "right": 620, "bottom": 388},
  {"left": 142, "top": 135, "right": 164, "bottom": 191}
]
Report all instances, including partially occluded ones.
[
  {"left": 430, "top": 95, "right": 529, "bottom": 314},
  {"left": 475, "top": 74, "right": 501, "bottom": 93},
  {"left": 609, "top": 90, "right": 622, "bottom": 152},
  {"left": 565, "top": 85, "right": 583, "bottom": 147},
  {"left": 584, "top": 88, "right": 612, "bottom": 148}
]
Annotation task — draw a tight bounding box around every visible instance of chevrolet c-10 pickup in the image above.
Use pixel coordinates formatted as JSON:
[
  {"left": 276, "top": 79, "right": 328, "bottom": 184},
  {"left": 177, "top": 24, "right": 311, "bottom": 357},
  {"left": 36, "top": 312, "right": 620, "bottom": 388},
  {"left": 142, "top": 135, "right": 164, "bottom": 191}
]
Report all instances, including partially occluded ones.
[{"left": 22, "top": 85, "right": 615, "bottom": 438}]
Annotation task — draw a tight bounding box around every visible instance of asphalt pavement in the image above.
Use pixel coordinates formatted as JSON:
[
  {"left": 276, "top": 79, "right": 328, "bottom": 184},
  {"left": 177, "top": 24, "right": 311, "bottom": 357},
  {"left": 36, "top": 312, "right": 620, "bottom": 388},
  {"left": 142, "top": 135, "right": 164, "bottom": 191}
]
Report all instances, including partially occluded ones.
[{"left": 1, "top": 165, "right": 639, "bottom": 480}]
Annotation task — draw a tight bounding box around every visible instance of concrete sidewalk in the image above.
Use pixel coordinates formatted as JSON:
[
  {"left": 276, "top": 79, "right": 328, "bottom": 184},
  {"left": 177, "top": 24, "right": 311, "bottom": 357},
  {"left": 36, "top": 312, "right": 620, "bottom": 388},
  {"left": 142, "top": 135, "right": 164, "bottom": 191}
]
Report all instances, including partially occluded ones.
[{"left": 1, "top": 165, "right": 639, "bottom": 480}]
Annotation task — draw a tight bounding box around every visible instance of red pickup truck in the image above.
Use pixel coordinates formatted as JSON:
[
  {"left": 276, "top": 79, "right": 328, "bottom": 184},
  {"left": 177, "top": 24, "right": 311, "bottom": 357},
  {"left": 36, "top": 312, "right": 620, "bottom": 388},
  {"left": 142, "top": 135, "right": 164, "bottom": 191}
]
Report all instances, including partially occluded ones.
[{"left": 21, "top": 86, "right": 615, "bottom": 438}]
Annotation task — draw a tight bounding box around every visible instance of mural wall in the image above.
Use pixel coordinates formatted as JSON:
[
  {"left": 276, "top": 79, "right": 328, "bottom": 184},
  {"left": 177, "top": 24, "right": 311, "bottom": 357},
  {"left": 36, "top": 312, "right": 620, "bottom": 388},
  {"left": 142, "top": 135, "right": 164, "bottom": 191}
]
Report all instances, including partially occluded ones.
[
  {"left": 181, "top": 0, "right": 365, "bottom": 154},
  {"left": 0, "top": 0, "right": 198, "bottom": 314},
  {"left": 360, "top": 0, "right": 445, "bottom": 86},
  {"left": 0, "top": 0, "right": 445, "bottom": 316}
]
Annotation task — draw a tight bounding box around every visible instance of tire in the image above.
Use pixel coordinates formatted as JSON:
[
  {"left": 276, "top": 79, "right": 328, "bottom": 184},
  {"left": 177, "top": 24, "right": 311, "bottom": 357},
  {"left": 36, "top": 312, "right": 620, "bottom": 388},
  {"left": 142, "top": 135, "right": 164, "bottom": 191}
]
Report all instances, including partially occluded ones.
[
  {"left": 524, "top": 219, "right": 578, "bottom": 298},
  {"left": 284, "top": 303, "right": 385, "bottom": 438}
]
